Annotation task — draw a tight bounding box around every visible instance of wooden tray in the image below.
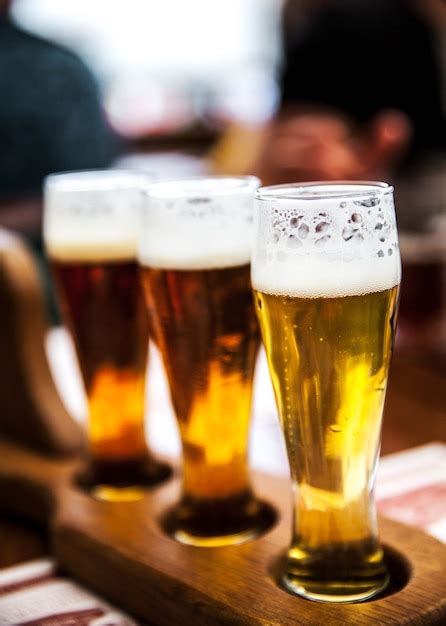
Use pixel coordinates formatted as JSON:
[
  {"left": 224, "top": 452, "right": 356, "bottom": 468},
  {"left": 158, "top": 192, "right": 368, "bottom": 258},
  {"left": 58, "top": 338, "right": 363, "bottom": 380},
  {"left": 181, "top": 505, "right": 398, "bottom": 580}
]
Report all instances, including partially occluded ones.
[{"left": 0, "top": 439, "right": 445, "bottom": 625}]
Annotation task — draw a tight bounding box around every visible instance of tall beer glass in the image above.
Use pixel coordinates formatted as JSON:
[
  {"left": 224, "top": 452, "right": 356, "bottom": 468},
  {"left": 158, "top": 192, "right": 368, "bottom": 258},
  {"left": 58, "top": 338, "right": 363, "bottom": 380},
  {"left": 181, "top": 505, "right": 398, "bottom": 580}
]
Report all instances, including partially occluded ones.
[
  {"left": 44, "top": 170, "right": 170, "bottom": 501},
  {"left": 252, "top": 182, "right": 400, "bottom": 602},
  {"left": 139, "top": 177, "right": 274, "bottom": 546}
]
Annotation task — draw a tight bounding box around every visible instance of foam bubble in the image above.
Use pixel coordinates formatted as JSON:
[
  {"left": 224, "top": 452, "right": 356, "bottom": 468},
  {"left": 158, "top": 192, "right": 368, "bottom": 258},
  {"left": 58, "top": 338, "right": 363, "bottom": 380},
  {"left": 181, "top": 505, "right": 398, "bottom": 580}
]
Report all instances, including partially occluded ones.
[{"left": 44, "top": 170, "right": 152, "bottom": 262}]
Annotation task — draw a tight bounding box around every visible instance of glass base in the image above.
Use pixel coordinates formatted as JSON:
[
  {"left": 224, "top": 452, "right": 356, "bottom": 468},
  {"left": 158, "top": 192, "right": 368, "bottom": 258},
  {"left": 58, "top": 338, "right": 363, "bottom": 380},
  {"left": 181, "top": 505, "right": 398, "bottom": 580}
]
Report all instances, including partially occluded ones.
[
  {"left": 78, "top": 455, "right": 172, "bottom": 502},
  {"left": 282, "top": 572, "right": 389, "bottom": 604},
  {"left": 163, "top": 492, "right": 276, "bottom": 547},
  {"left": 282, "top": 543, "right": 389, "bottom": 604}
]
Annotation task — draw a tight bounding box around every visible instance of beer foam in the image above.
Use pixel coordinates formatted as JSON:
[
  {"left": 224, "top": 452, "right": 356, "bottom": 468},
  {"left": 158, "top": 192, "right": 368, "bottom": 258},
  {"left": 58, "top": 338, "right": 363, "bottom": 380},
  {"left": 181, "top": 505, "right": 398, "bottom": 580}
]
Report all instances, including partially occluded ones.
[
  {"left": 44, "top": 170, "right": 153, "bottom": 262},
  {"left": 252, "top": 255, "right": 400, "bottom": 298},
  {"left": 139, "top": 176, "right": 259, "bottom": 270},
  {"left": 251, "top": 182, "right": 401, "bottom": 298}
]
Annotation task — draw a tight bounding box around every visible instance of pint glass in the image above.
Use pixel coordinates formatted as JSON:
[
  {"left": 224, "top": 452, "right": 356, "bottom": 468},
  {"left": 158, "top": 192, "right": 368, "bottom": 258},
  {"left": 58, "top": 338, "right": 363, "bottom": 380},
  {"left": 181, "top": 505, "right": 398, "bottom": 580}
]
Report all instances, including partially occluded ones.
[
  {"left": 252, "top": 182, "right": 401, "bottom": 602},
  {"left": 139, "top": 176, "right": 274, "bottom": 546},
  {"left": 44, "top": 170, "right": 170, "bottom": 500}
]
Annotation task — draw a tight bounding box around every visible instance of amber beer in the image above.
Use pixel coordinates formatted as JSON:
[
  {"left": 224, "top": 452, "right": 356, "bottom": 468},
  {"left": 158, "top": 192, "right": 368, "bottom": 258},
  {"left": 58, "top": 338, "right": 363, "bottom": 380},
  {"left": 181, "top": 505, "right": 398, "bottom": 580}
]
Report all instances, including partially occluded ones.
[
  {"left": 139, "top": 177, "right": 273, "bottom": 546},
  {"left": 44, "top": 170, "right": 169, "bottom": 500},
  {"left": 252, "top": 182, "right": 401, "bottom": 602}
]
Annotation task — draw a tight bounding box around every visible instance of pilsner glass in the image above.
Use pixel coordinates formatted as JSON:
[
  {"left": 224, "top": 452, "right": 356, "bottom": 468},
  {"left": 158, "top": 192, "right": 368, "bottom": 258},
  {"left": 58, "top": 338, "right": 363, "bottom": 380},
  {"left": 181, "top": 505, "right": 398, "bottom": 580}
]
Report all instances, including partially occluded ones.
[
  {"left": 44, "top": 170, "right": 170, "bottom": 501},
  {"left": 139, "top": 176, "right": 274, "bottom": 546},
  {"left": 252, "top": 182, "right": 401, "bottom": 602}
]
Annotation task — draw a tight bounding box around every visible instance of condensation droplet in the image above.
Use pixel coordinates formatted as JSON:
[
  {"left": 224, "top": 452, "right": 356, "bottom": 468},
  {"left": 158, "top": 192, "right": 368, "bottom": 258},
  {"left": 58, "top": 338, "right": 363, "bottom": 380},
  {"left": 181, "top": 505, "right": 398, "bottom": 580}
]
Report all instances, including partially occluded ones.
[
  {"left": 377, "top": 249, "right": 384, "bottom": 257},
  {"left": 287, "top": 234, "right": 302, "bottom": 249},
  {"left": 351, "top": 213, "right": 362, "bottom": 223},
  {"left": 315, "top": 235, "right": 331, "bottom": 247},
  {"left": 388, "top": 248, "right": 393, "bottom": 256},
  {"left": 375, "top": 223, "right": 383, "bottom": 230},
  {"left": 355, "top": 197, "right": 379, "bottom": 208},
  {"left": 315, "top": 221, "right": 330, "bottom": 234},
  {"left": 298, "top": 223, "right": 309, "bottom": 239},
  {"left": 272, "top": 229, "right": 281, "bottom": 243},
  {"left": 342, "top": 225, "right": 353, "bottom": 241}
]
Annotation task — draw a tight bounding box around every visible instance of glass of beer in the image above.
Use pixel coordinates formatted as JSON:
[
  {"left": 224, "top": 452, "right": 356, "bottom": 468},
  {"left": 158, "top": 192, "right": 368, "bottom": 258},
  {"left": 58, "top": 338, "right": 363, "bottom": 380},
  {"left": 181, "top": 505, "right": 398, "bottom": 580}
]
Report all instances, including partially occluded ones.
[
  {"left": 252, "top": 182, "right": 401, "bottom": 602},
  {"left": 44, "top": 170, "right": 170, "bottom": 501},
  {"left": 139, "top": 176, "right": 275, "bottom": 546}
]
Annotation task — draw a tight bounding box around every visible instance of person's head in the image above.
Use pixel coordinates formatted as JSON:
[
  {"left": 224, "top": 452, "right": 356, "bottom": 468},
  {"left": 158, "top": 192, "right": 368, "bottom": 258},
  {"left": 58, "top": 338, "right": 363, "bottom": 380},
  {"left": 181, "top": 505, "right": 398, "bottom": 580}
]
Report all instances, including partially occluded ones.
[
  {"left": 0, "top": 0, "right": 12, "bottom": 16},
  {"left": 415, "top": 0, "right": 446, "bottom": 29}
]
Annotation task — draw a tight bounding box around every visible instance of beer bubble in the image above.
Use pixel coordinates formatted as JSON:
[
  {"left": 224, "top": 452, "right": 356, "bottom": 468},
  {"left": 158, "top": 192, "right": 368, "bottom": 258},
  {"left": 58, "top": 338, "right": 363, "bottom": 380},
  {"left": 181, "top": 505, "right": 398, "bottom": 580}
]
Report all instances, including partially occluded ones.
[
  {"left": 290, "top": 216, "right": 299, "bottom": 228},
  {"left": 377, "top": 250, "right": 385, "bottom": 257},
  {"left": 340, "top": 201, "right": 347, "bottom": 208},
  {"left": 351, "top": 213, "right": 362, "bottom": 223},
  {"left": 388, "top": 249, "right": 393, "bottom": 256}
]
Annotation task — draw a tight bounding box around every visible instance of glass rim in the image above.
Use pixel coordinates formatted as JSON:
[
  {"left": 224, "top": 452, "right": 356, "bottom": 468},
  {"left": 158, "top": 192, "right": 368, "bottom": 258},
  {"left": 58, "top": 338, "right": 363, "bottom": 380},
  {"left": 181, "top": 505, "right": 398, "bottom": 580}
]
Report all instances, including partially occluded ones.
[
  {"left": 44, "top": 168, "right": 154, "bottom": 192},
  {"left": 147, "top": 175, "right": 260, "bottom": 199},
  {"left": 256, "top": 181, "right": 393, "bottom": 202}
]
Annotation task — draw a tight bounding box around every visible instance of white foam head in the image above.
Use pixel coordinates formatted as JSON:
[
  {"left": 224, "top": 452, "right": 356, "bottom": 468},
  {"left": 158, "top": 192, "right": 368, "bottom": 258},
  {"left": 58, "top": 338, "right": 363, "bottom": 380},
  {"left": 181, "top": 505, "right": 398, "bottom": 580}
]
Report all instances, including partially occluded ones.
[
  {"left": 251, "top": 182, "right": 401, "bottom": 298},
  {"left": 44, "top": 170, "right": 154, "bottom": 262},
  {"left": 138, "top": 176, "right": 259, "bottom": 270}
]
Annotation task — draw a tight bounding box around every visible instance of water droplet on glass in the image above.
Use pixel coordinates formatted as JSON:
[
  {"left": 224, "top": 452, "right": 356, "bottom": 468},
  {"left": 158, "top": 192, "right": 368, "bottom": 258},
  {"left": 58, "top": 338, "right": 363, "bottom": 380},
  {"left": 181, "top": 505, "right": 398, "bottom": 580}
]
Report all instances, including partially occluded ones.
[
  {"left": 388, "top": 248, "right": 393, "bottom": 256},
  {"left": 297, "top": 223, "right": 309, "bottom": 239},
  {"left": 354, "top": 197, "right": 379, "bottom": 208},
  {"left": 272, "top": 229, "right": 281, "bottom": 243},
  {"left": 287, "top": 234, "right": 302, "bottom": 249},
  {"left": 351, "top": 213, "right": 362, "bottom": 223},
  {"left": 342, "top": 225, "right": 353, "bottom": 241},
  {"left": 315, "top": 221, "right": 330, "bottom": 234},
  {"left": 377, "top": 249, "right": 384, "bottom": 257},
  {"left": 315, "top": 235, "right": 331, "bottom": 247}
]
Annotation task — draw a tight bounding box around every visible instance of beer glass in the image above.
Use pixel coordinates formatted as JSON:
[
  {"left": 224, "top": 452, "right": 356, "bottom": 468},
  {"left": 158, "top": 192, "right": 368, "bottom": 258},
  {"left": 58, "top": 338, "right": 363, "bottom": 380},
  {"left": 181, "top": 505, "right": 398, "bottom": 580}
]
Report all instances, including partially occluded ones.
[
  {"left": 44, "top": 170, "right": 170, "bottom": 501},
  {"left": 139, "top": 176, "right": 274, "bottom": 546},
  {"left": 252, "top": 182, "right": 401, "bottom": 602}
]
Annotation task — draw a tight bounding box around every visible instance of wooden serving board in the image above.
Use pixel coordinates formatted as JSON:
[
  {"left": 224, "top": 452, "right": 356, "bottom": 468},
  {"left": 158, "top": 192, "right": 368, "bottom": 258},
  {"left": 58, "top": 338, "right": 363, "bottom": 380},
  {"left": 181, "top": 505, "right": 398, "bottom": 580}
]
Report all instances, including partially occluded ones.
[{"left": 0, "top": 439, "right": 445, "bottom": 626}]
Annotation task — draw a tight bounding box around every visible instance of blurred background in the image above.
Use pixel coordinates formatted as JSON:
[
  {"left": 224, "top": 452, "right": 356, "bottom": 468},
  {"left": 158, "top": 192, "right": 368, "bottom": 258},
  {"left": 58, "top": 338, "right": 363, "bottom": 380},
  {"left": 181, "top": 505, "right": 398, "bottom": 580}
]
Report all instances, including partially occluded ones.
[{"left": 1, "top": 0, "right": 446, "bottom": 349}]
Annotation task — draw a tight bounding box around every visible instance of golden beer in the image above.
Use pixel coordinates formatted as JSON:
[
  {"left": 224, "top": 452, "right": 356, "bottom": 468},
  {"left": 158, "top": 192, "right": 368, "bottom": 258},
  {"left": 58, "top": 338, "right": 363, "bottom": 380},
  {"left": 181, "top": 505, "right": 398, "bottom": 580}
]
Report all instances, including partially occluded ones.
[
  {"left": 252, "top": 182, "right": 401, "bottom": 602},
  {"left": 139, "top": 176, "right": 274, "bottom": 545},
  {"left": 255, "top": 287, "right": 398, "bottom": 597},
  {"left": 44, "top": 171, "right": 169, "bottom": 500}
]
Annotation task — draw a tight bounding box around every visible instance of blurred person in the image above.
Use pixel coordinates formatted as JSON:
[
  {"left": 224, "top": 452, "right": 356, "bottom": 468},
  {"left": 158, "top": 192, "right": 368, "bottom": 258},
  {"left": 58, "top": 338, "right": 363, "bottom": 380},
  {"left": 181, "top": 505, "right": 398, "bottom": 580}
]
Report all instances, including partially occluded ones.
[
  {"left": 0, "top": 0, "right": 118, "bottom": 320},
  {"left": 255, "top": 0, "right": 446, "bottom": 185},
  {"left": 0, "top": 0, "right": 117, "bottom": 240}
]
